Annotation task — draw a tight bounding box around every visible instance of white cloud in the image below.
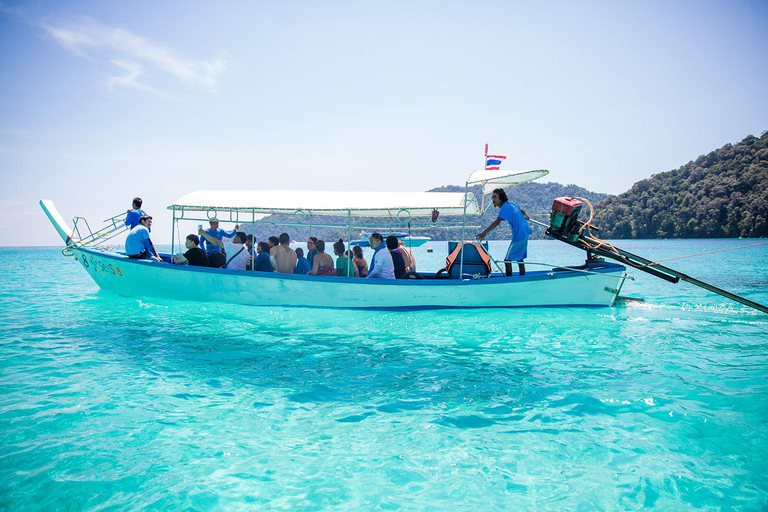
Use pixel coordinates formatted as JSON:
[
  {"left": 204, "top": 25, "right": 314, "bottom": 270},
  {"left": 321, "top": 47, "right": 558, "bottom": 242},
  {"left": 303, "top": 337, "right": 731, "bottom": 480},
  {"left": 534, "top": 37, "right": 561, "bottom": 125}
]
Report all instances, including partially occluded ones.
[
  {"left": 41, "top": 17, "right": 226, "bottom": 91},
  {"left": 44, "top": 25, "right": 96, "bottom": 54},
  {"left": 106, "top": 60, "right": 157, "bottom": 94}
]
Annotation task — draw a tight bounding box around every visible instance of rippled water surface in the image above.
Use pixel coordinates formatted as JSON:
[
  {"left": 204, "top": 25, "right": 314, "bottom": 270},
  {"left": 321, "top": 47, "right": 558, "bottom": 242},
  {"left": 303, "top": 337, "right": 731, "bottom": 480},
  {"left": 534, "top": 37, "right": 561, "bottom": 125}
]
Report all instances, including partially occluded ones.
[{"left": 1, "top": 240, "right": 767, "bottom": 510}]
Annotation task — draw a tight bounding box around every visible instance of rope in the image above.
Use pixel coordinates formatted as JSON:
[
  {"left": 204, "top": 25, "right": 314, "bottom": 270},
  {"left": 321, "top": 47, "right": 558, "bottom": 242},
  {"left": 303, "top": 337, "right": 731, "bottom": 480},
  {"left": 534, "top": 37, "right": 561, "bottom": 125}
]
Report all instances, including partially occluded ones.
[
  {"left": 644, "top": 241, "right": 768, "bottom": 266},
  {"left": 568, "top": 197, "right": 623, "bottom": 257}
]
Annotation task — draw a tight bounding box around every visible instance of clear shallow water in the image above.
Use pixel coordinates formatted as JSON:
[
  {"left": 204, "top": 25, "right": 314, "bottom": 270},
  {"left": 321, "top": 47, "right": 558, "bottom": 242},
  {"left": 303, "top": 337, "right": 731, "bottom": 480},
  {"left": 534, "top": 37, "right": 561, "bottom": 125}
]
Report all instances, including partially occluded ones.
[{"left": 1, "top": 240, "right": 767, "bottom": 510}]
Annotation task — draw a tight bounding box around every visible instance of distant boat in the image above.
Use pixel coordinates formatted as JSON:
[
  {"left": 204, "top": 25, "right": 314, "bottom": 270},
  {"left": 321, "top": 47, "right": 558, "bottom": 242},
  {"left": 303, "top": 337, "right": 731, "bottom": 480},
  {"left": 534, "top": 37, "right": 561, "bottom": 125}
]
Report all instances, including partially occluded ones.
[{"left": 352, "top": 232, "right": 431, "bottom": 248}]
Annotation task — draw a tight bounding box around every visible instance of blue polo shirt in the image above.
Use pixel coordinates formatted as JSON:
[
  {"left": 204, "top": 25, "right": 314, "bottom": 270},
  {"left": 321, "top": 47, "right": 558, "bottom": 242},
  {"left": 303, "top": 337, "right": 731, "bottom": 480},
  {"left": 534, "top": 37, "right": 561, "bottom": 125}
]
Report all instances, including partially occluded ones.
[
  {"left": 201, "top": 227, "right": 236, "bottom": 254},
  {"left": 125, "top": 209, "right": 148, "bottom": 230},
  {"left": 125, "top": 225, "right": 153, "bottom": 256},
  {"left": 498, "top": 201, "right": 531, "bottom": 242},
  {"left": 295, "top": 256, "right": 311, "bottom": 275}
]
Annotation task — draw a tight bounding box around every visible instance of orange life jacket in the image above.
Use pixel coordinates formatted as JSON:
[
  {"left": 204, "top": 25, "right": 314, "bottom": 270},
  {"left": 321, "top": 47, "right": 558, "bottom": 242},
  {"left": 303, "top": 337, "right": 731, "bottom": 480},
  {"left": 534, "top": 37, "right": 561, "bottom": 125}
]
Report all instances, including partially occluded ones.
[{"left": 445, "top": 242, "right": 492, "bottom": 275}]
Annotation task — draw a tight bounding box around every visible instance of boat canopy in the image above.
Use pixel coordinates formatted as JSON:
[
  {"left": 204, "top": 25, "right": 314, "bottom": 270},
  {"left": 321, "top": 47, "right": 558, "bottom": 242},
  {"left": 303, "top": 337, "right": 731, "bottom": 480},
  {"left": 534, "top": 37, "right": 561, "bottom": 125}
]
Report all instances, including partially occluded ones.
[
  {"left": 168, "top": 190, "right": 480, "bottom": 218},
  {"left": 466, "top": 169, "right": 549, "bottom": 195}
]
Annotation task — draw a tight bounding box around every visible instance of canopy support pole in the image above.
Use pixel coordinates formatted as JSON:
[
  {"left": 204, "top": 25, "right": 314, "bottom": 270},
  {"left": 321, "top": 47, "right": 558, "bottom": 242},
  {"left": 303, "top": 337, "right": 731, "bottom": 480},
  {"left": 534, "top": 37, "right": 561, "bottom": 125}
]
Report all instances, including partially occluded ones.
[
  {"left": 347, "top": 209, "right": 352, "bottom": 276},
  {"left": 251, "top": 209, "right": 255, "bottom": 270},
  {"left": 459, "top": 181, "right": 469, "bottom": 279},
  {"left": 170, "top": 206, "right": 176, "bottom": 256}
]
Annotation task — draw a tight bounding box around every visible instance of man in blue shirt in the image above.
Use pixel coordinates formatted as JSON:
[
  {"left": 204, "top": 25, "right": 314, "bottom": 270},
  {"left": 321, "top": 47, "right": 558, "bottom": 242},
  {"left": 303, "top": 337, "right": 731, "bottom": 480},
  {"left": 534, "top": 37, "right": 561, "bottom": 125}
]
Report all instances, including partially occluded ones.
[
  {"left": 254, "top": 242, "right": 274, "bottom": 272},
  {"left": 294, "top": 247, "right": 311, "bottom": 274},
  {"left": 476, "top": 188, "right": 531, "bottom": 276},
  {"left": 125, "top": 197, "right": 148, "bottom": 230},
  {"left": 125, "top": 215, "right": 162, "bottom": 261},
  {"left": 200, "top": 219, "right": 239, "bottom": 268}
]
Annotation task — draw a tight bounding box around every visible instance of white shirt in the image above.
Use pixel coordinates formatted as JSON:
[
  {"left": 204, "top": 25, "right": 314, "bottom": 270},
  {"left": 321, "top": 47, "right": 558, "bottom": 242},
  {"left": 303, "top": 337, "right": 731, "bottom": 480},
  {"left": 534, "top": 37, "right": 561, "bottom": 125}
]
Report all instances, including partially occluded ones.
[
  {"left": 367, "top": 247, "right": 395, "bottom": 279},
  {"left": 223, "top": 241, "right": 250, "bottom": 271}
]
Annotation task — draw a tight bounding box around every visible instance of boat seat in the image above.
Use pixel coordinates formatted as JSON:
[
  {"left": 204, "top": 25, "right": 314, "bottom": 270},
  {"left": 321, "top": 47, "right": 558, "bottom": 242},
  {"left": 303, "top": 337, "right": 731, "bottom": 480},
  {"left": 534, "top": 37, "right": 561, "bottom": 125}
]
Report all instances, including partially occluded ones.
[{"left": 446, "top": 241, "right": 492, "bottom": 279}]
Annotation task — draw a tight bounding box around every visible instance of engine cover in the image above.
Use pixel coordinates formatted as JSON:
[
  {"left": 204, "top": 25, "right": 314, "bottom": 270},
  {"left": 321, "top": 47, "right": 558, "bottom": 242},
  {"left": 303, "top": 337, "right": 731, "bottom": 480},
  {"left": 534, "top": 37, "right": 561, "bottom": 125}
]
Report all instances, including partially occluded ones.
[{"left": 551, "top": 197, "right": 583, "bottom": 216}]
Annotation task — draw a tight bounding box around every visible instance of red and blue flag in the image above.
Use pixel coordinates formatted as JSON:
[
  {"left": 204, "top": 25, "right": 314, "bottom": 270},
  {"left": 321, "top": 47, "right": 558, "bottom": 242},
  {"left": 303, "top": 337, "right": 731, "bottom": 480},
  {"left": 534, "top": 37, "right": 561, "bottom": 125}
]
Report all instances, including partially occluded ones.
[{"left": 485, "top": 154, "right": 506, "bottom": 170}]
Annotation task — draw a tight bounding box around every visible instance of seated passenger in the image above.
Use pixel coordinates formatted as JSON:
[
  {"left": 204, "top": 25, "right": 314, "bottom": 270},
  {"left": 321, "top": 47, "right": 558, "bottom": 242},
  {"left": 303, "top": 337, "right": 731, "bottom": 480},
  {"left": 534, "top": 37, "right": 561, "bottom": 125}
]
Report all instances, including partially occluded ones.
[
  {"left": 398, "top": 239, "right": 416, "bottom": 273},
  {"left": 245, "top": 235, "right": 254, "bottom": 270},
  {"left": 310, "top": 239, "right": 335, "bottom": 276},
  {"left": 266, "top": 235, "right": 279, "bottom": 269},
  {"left": 387, "top": 235, "right": 407, "bottom": 279},
  {"left": 253, "top": 241, "right": 273, "bottom": 272},
  {"left": 172, "top": 234, "right": 209, "bottom": 267},
  {"left": 295, "top": 247, "right": 311, "bottom": 275},
  {"left": 333, "top": 239, "right": 359, "bottom": 277},
  {"left": 199, "top": 229, "right": 250, "bottom": 270},
  {"left": 366, "top": 233, "right": 394, "bottom": 279},
  {"left": 306, "top": 237, "right": 319, "bottom": 266},
  {"left": 270, "top": 233, "right": 297, "bottom": 274},
  {"left": 125, "top": 215, "right": 162, "bottom": 262},
  {"left": 352, "top": 245, "right": 368, "bottom": 277}
]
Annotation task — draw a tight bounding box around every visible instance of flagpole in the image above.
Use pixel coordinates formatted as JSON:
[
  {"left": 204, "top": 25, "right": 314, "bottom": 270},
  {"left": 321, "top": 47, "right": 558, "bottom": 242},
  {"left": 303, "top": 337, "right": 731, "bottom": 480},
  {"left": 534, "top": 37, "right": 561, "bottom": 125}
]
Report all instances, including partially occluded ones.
[{"left": 481, "top": 143, "right": 488, "bottom": 213}]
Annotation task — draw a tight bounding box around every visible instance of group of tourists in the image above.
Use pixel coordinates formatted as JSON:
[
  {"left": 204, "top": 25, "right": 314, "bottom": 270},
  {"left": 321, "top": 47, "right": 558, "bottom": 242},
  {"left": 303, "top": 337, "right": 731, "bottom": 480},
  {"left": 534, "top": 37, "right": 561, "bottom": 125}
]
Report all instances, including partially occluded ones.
[
  {"left": 169, "top": 224, "right": 416, "bottom": 279},
  {"left": 123, "top": 186, "right": 529, "bottom": 278}
]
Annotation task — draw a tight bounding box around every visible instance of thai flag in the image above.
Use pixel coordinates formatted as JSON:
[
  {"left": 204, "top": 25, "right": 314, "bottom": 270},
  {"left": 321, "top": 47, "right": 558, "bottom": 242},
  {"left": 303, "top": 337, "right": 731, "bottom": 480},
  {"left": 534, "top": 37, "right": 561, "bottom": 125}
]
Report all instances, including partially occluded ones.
[{"left": 485, "top": 154, "right": 506, "bottom": 170}]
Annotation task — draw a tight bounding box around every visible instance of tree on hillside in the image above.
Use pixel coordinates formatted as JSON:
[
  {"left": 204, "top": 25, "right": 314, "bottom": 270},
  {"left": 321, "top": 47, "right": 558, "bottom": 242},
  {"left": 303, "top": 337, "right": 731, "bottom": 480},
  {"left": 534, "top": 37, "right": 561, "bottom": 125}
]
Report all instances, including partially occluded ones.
[{"left": 594, "top": 132, "right": 768, "bottom": 238}]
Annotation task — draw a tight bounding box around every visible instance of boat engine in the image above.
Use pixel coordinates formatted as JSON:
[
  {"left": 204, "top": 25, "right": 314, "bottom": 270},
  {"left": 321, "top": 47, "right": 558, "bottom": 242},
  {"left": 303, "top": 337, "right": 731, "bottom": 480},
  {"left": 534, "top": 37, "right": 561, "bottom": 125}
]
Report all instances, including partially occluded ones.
[{"left": 549, "top": 197, "right": 583, "bottom": 240}]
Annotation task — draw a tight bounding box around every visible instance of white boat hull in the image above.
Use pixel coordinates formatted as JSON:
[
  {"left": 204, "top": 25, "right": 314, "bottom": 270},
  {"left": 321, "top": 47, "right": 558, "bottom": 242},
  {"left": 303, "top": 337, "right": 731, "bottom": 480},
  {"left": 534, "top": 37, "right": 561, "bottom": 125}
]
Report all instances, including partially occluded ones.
[
  {"left": 41, "top": 199, "right": 627, "bottom": 309},
  {"left": 71, "top": 247, "right": 627, "bottom": 309}
]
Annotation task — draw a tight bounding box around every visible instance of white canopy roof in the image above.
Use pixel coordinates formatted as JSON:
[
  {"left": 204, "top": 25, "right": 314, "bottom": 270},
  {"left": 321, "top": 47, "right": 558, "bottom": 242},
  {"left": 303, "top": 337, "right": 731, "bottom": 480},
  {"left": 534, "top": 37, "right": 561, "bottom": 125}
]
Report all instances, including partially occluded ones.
[
  {"left": 467, "top": 169, "right": 549, "bottom": 194},
  {"left": 168, "top": 189, "right": 480, "bottom": 218}
]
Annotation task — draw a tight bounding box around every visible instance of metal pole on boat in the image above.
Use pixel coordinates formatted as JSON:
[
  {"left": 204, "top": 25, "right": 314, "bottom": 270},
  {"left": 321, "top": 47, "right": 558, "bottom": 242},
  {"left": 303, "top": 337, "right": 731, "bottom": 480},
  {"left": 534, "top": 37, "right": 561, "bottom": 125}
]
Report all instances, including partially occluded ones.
[
  {"left": 459, "top": 179, "right": 468, "bottom": 279},
  {"left": 170, "top": 206, "right": 176, "bottom": 257},
  {"left": 251, "top": 208, "right": 255, "bottom": 271},
  {"left": 347, "top": 209, "right": 352, "bottom": 276},
  {"left": 481, "top": 143, "right": 487, "bottom": 214}
]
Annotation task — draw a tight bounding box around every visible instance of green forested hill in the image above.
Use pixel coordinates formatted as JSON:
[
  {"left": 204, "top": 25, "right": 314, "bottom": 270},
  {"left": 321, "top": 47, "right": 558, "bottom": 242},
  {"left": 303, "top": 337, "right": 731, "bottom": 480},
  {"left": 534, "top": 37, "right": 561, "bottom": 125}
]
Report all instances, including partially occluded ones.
[
  {"left": 246, "top": 132, "right": 766, "bottom": 243},
  {"left": 593, "top": 132, "right": 768, "bottom": 238}
]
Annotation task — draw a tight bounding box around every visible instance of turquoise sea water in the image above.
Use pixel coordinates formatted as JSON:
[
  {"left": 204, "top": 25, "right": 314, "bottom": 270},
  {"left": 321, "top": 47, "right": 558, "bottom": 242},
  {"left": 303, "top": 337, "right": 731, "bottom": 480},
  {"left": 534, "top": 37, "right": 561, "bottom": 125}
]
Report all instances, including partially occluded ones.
[{"left": 1, "top": 240, "right": 767, "bottom": 510}]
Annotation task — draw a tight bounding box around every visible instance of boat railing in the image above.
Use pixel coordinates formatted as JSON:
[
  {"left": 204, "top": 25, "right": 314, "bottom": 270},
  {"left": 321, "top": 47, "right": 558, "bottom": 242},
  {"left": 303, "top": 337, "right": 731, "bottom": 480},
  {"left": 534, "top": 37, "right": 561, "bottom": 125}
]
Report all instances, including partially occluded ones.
[{"left": 69, "top": 211, "right": 129, "bottom": 249}]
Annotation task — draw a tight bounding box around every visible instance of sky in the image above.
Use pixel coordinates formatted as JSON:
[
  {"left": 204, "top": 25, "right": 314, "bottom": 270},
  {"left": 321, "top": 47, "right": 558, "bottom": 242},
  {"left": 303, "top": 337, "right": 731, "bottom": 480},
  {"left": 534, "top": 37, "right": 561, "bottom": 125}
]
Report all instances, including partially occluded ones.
[{"left": 1, "top": 0, "right": 766, "bottom": 247}]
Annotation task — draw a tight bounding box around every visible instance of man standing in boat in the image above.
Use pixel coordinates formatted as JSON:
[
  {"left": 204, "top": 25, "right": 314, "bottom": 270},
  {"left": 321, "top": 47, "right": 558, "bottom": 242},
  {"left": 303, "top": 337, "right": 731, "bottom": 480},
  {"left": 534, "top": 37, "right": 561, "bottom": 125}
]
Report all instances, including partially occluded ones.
[
  {"left": 200, "top": 218, "right": 239, "bottom": 268},
  {"left": 476, "top": 188, "right": 530, "bottom": 276},
  {"left": 198, "top": 228, "right": 250, "bottom": 271}
]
